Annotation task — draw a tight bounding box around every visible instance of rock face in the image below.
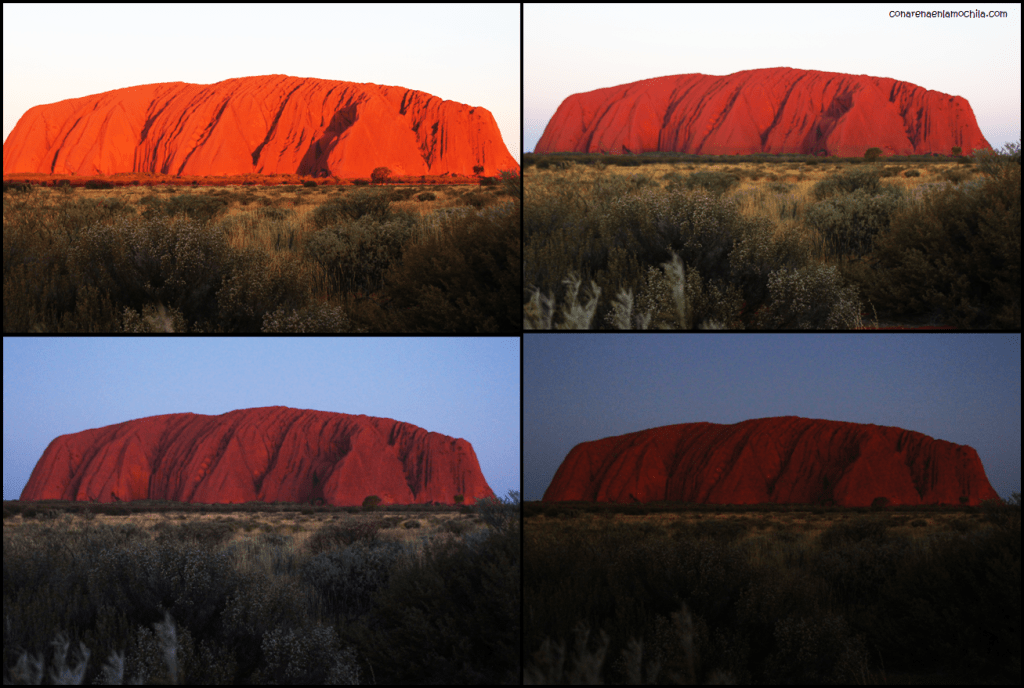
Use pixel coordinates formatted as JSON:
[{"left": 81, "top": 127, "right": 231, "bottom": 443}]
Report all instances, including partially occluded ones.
[
  {"left": 543, "top": 417, "right": 1000, "bottom": 506},
  {"left": 3, "top": 74, "right": 519, "bottom": 177},
  {"left": 20, "top": 406, "right": 494, "bottom": 505},
  {"left": 535, "top": 67, "right": 990, "bottom": 157}
]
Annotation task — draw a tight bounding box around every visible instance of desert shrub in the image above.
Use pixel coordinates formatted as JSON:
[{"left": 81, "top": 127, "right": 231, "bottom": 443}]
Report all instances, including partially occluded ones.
[
  {"left": 861, "top": 159, "right": 1020, "bottom": 328},
  {"left": 417, "top": 192, "right": 436, "bottom": 201},
  {"left": 304, "top": 214, "right": 414, "bottom": 294},
  {"left": 309, "top": 188, "right": 392, "bottom": 227},
  {"left": 680, "top": 170, "right": 741, "bottom": 196},
  {"left": 764, "top": 612, "right": 869, "bottom": 683},
  {"left": 379, "top": 201, "right": 519, "bottom": 332},
  {"left": 305, "top": 520, "right": 382, "bottom": 554},
  {"left": 864, "top": 147, "right": 883, "bottom": 162},
  {"left": 47, "top": 214, "right": 230, "bottom": 328},
  {"left": 362, "top": 495, "right": 382, "bottom": 511},
  {"left": 460, "top": 191, "right": 490, "bottom": 207},
  {"left": 941, "top": 167, "right": 972, "bottom": 183},
  {"left": 87, "top": 539, "right": 239, "bottom": 635},
  {"left": 596, "top": 188, "right": 741, "bottom": 285},
  {"left": 973, "top": 138, "right": 1021, "bottom": 177},
  {"left": 84, "top": 180, "right": 114, "bottom": 190},
  {"left": 152, "top": 519, "right": 236, "bottom": 547},
  {"left": 805, "top": 186, "right": 905, "bottom": 259},
  {"left": 260, "top": 303, "right": 359, "bottom": 333},
  {"left": 160, "top": 193, "right": 229, "bottom": 223},
  {"left": 728, "top": 215, "right": 810, "bottom": 313},
  {"left": 370, "top": 167, "right": 392, "bottom": 185},
  {"left": 351, "top": 517, "right": 520, "bottom": 683},
  {"left": 301, "top": 541, "right": 404, "bottom": 619},
  {"left": 303, "top": 180, "right": 317, "bottom": 188},
  {"left": 256, "top": 206, "right": 294, "bottom": 222},
  {"left": 819, "top": 515, "right": 890, "bottom": 549},
  {"left": 754, "top": 264, "right": 862, "bottom": 329},
  {"left": 904, "top": 169, "right": 921, "bottom": 177},
  {"left": 215, "top": 248, "right": 310, "bottom": 332},
  {"left": 810, "top": 167, "right": 883, "bottom": 200},
  {"left": 473, "top": 490, "right": 521, "bottom": 534},
  {"left": 256, "top": 623, "right": 360, "bottom": 684},
  {"left": 440, "top": 518, "right": 472, "bottom": 535}
]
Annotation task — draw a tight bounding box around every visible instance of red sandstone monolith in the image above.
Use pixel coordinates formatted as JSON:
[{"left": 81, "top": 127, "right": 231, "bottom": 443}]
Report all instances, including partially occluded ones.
[
  {"left": 535, "top": 67, "right": 990, "bottom": 157},
  {"left": 3, "top": 75, "right": 519, "bottom": 177},
  {"left": 542, "top": 416, "right": 1000, "bottom": 506},
  {"left": 20, "top": 406, "right": 494, "bottom": 505}
]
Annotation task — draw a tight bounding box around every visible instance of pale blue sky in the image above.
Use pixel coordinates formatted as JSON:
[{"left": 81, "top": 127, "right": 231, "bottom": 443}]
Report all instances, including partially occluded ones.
[
  {"left": 526, "top": 3, "right": 1021, "bottom": 154},
  {"left": 3, "top": 337, "right": 521, "bottom": 502},
  {"left": 2, "top": 3, "right": 520, "bottom": 163},
  {"left": 525, "top": 334, "right": 1021, "bottom": 502}
]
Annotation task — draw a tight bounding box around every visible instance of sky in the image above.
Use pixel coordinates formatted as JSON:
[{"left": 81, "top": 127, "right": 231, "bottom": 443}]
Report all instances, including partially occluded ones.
[
  {"left": 525, "top": 3, "right": 1021, "bottom": 155},
  {"left": 2, "top": 3, "right": 520, "bottom": 163},
  {"left": 524, "top": 334, "right": 1021, "bottom": 502},
  {"left": 3, "top": 337, "right": 520, "bottom": 502}
]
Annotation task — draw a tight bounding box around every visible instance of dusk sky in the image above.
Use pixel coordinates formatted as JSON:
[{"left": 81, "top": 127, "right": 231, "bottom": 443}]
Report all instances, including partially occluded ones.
[
  {"left": 524, "top": 334, "right": 1021, "bottom": 502},
  {"left": 2, "top": 3, "right": 520, "bottom": 163},
  {"left": 526, "top": 3, "right": 1021, "bottom": 154},
  {"left": 3, "top": 337, "right": 520, "bottom": 502}
]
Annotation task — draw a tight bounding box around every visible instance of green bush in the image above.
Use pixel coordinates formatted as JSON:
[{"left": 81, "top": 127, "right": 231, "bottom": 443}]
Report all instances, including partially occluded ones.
[
  {"left": 380, "top": 201, "right": 520, "bottom": 332},
  {"left": 811, "top": 167, "right": 883, "bottom": 200},
  {"left": 304, "top": 215, "right": 414, "bottom": 294},
  {"left": 301, "top": 541, "right": 403, "bottom": 619},
  {"left": 861, "top": 160, "right": 1020, "bottom": 328},
  {"left": 805, "top": 186, "right": 905, "bottom": 259},
  {"left": 161, "top": 194, "right": 229, "bottom": 224},
  {"left": 680, "top": 170, "right": 741, "bottom": 196},
  {"left": 309, "top": 189, "right": 393, "bottom": 228},
  {"left": 754, "top": 264, "right": 862, "bottom": 329}
]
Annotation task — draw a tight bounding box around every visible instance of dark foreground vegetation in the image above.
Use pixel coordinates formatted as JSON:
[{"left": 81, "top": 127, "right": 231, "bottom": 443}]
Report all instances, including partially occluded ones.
[
  {"left": 4, "top": 491, "right": 521, "bottom": 684},
  {"left": 3, "top": 171, "right": 520, "bottom": 333},
  {"left": 524, "top": 144, "right": 1020, "bottom": 329},
  {"left": 525, "top": 496, "right": 1021, "bottom": 684}
]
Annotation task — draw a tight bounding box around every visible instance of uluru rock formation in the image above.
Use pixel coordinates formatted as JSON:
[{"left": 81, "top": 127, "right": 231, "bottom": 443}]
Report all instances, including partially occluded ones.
[
  {"left": 535, "top": 67, "right": 991, "bottom": 157},
  {"left": 543, "top": 417, "right": 1000, "bottom": 506},
  {"left": 20, "top": 406, "right": 494, "bottom": 506},
  {"left": 3, "top": 74, "right": 519, "bottom": 177}
]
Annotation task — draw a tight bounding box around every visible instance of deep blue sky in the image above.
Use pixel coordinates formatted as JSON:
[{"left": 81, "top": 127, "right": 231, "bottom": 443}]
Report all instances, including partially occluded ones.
[
  {"left": 3, "top": 337, "right": 520, "bottom": 502},
  {"left": 524, "top": 334, "right": 1021, "bottom": 502}
]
